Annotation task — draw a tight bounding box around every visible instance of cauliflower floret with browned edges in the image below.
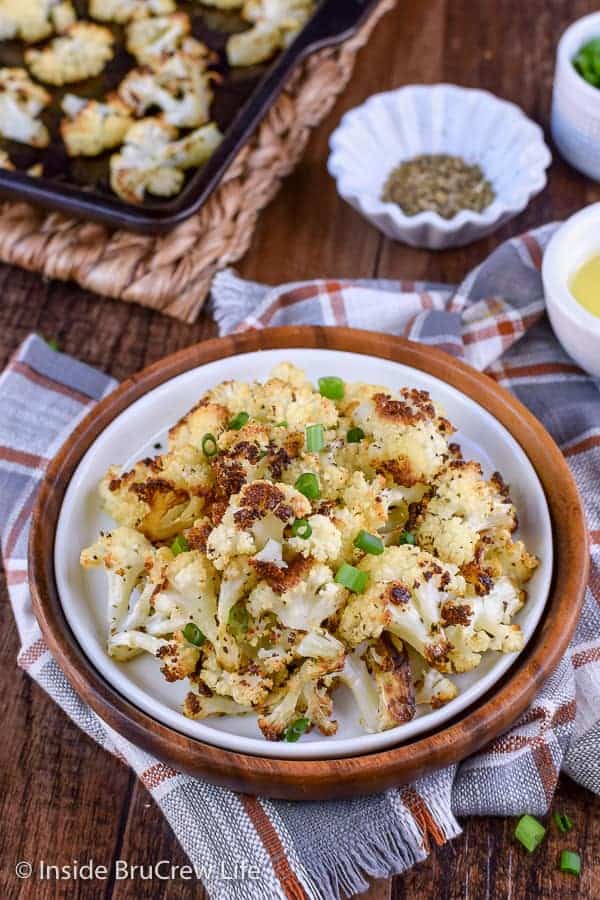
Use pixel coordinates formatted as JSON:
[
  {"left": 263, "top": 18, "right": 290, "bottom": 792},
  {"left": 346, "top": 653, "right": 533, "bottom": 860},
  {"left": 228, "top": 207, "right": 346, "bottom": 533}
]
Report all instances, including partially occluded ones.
[
  {"left": 81, "top": 363, "right": 540, "bottom": 742},
  {"left": 118, "top": 42, "right": 216, "bottom": 128},
  {"left": 227, "top": 0, "right": 314, "bottom": 67},
  {"left": 25, "top": 23, "right": 114, "bottom": 86},
  {"left": 414, "top": 462, "right": 518, "bottom": 566},
  {"left": 60, "top": 93, "right": 134, "bottom": 157},
  {"left": 90, "top": 0, "right": 175, "bottom": 24},
  {"left": 0, "top": 0, "right": 74, "bottom": 43},
  {"left": 125, "top": 12, "right": 190, "bottom": 64},
  {"left": 110, "top": 117, "right": 222, "bottom": 203},
  {"left": 99, "top": 443, "right": 212, "bottom": 541},
  {"left": 0, "top": 68, "right": 50, "bottom": 147}
]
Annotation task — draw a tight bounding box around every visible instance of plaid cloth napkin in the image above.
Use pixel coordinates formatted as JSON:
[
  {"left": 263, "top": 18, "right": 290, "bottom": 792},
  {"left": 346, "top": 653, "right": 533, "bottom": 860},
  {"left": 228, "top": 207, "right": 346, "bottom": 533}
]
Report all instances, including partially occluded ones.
[{"left": 3, "top": 224, "right": 599, "bottom": 900}]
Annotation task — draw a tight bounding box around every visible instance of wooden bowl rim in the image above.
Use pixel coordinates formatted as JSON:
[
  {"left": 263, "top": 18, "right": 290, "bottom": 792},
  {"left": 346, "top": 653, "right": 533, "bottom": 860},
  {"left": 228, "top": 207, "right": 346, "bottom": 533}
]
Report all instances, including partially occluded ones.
[{"left": 29, "top": 327, "right": 588, "bottom": 800}]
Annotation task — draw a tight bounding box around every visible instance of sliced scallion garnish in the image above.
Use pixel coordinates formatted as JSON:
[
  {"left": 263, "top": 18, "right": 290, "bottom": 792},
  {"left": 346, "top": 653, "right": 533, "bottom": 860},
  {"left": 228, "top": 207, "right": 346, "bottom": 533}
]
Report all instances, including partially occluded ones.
[
  {"left": 555, "top": 812, "right": 574, "bottom": 834},
  {"left": 399, "top": 531, "right": 416, "bottom": 545},
  {"left": 292, "top": 518, "right": 312, "bottom": 540},
  {"left": 171, "top": 534, "right": 190, "bottom": 556},
  {"left": 514, "top": 815, "right": 546, "bottom": 853},
  {"left": 559, "top": 850, "right": 581, "bottom": 876},
  {"left": 295, "top": 472, "right": 320, "bottom": 500},
  {"left": 354, "top": 530, "right": 384, "bottom": 555},
  {"left": 306, "top": 424, "right": 325, "bottom": 453},
  {"left": 183, "top": 623, "right": 205, "bottom": 646},
  {"left": 229, "top": 411, "right": 249, "bottom": 431},
  {"left": 347, "top": 427, "right": 364, "bottom": 444},
  {"left": 334, "top": 562, "right": 368, "bottom": 593},
  {"left": 284, "top": 717, "right": 310, "bottom": 742},
  {"left": 202, "top": 433, "right": 218, "bottom": 457},
  {"left": 318, "top": 376, "right": 345, "bottom": 400}
]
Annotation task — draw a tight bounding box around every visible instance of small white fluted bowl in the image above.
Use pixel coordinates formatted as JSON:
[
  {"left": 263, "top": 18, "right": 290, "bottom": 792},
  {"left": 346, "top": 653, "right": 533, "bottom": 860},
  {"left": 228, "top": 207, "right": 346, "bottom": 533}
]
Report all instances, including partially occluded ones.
[{"left": 328, "top": 84, "right": 552, "bottom": 249}]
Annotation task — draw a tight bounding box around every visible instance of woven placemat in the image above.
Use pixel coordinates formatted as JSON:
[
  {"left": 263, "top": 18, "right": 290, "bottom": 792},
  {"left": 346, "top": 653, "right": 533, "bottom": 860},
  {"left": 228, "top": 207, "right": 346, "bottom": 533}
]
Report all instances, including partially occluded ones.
[{"left": 0, "top": 0, "right": 395, "bottom": 322}]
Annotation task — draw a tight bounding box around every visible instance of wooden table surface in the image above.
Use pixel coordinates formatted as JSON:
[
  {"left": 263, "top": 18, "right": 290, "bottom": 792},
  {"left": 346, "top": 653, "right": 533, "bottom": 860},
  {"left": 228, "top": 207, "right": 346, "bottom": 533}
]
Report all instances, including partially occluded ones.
[{"left": 1, "top": 0, "right": 599, "bottom": 897}]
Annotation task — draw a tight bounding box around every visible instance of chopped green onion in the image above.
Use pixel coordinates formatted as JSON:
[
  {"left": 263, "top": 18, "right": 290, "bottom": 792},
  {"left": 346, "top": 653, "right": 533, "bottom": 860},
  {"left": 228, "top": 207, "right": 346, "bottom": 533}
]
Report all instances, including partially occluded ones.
[
  {"left": 347, "top": 427, "right": 365, "bottom": 444},
  {"left": 399, "top": 531, "right": 416, "bottom": 545},
  {"left": 171, "top": 534, "right": 190, "bottom": 556},
  {"left": 295, "top": 472, "right": 320, "bottom": 500},
  {"left": 306, "top": 424, "right": 325, "bottom": 452},
  {"left": 284, "top": 717, "right": 310, "bottom": 742},
  {"left": 574, "top": 37, "right": 600, "bottom": 88},
  {"left": 335, "top": 562, "right": 369, "bottom": 593},
  {"left": 275, "top": 420, "right": 288, "bottom": 428},
  {"left": 202, "top": 433, "right": 218, "bottom": 457},
  {"left": 292, "top": 518, "right": 312, "bottom": 540},
  {"left": 354, "top": 529, "right": 384, "bottom": 555},
  {"left": 46, "top": 337, "right": 60, "bottom": 351},
  {"left": 183, "top": 623, "right": 205, "bottom": 646},
  {"left": 228, "top": 602, "right": 249, "bottom": 636},
  {"left": 559, "top": 850, "right": 581, "bottom": 875},
  {"left": 318, "top": 376, "right": 345, "bottom": 400},
  {"left": 229, "top": 411, "right": 249, "bottom": 431},
  {"left": 555, "top": 812, "right": 574, "bottom": 834},
  {"left": 514, "top": 815, "right": 546, "bottom": 853}
]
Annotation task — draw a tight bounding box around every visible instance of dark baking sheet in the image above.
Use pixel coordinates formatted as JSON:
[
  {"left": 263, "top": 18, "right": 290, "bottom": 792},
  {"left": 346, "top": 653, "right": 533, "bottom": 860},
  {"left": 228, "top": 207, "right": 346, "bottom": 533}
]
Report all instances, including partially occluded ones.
[{"left": 0, "top": 0, "right": 381, "bottom": 233}]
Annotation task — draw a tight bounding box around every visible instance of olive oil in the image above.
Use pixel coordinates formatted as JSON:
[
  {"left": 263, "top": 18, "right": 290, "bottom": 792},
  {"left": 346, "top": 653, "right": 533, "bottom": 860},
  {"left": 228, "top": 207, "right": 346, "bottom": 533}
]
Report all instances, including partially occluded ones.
[{"left": 570, "top": 253, "right": 600, "bottom": 318}]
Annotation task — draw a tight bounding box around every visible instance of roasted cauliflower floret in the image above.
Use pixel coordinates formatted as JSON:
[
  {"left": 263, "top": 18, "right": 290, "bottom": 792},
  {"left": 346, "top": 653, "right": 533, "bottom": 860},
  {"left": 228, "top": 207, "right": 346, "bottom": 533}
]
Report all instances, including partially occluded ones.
[
  {"left": 207, "top": 479, "right": 310, "bottom": 569},
  {"left": 99, "top": 445, "right": 212, "bottom": 542},
  {"left": 348, "top": 387, "right": 452, "bottom": 487},
  {"left": 125, "top": 12, "right": 190, "bottom": 64},
  {"left": 0, "top": 0, "right": 74, "bottom": 43},
  {"left": 184, "top": 689, "right": 251, "bottom": 720},
  {"left": 339, "top": 545, "right": 464, "bottom": 671},
  {"left": 287, "top": 513, "right": 342, "bottom": 563},
  {"left": 168, "top": 401, "right": 230, "bottom": 451},
  {"left": 414, "top": 462, "right": 518, "bottom": 566},
  {"left": 482, "top": 529, "right": 539, "bottom": 584},
  {"left": 258, "top": 655, "right": 341, "bottom": 740},
  {"left": 157, "top": 631, "right": 202, "bottom": 682},
  {"left": 60, "top": 93, "right": 134, "bottom": 157},
  {"left": 365, "top": 635, "right": 415, "bottom": 728},
  {"left": 80, "top": 526, "right": 153, "bottom": 634},
  {"left": 118, "top": 42, "right": 216, "bottom": 128},
  {"left": 109, "top": 117, "right": 222, "bottom": 203},
  {"left": 25, "top": 23, "right": 115, "bottom": 86},
  {"left": 0, "top": 68, "right": 50, "bottom": 148},
  {"left": 227, "top": 0, "right": 314, "bottom": 67},
  {"left": 248, "top": 559, "right": 347, "bottom": 631},
  {"left": 409, "top": 651, "right": 459, "bottom": 708},
  {"left": 90, "top": 0, "right": 175, "bottom": 24}
]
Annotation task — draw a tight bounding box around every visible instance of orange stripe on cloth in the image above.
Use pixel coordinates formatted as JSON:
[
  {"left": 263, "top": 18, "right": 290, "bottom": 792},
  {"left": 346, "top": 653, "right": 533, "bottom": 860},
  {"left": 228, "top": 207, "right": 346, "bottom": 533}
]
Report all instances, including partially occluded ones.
[
  {"left": 0, "top": 444, "right": 48, "bottom": 469},
  {"left": 532, "top": 742, "right": 558, "bottom": 807},
  {"left": 565, "top": 435, "right": 600, "bottom": 458},
  {"left": 489, "top": 361, "right": 582, "bottom": 382},
  {"left": 521, "top": 232, "right": 544, "bottom": 270},
  {"left": 572, "top": 646, "right": 600, "bottom": 668},
  {"left": 240, "top": 795, "right": 306, "bottom": 900},
  {"left": 140, "top": 762, "right": 178, "bottom": 790},
  {"left": 256, "top": 284, "right": 323, "bottom": 327},
  {"left": 399, "top": 787, "right": 446, "bottom": 850},
  {"left": 9, "top": 359, "right": 95, "bottom": 405}
]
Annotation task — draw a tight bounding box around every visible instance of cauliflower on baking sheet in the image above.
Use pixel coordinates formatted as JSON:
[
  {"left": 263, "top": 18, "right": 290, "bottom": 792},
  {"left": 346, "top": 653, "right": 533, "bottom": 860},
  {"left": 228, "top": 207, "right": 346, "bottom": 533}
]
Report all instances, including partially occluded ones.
[
  {"left": 118, "top": 42, "right": 217, "bottom": 128},
  {"left": 60, "top": 93, "right": 134, "bottom": 156},
  {"left": 109, "top": 117, "right": 222, "bottom": 203},
  {"left": 25, "top": 22, "right": 115, "bottom": 86},
  {"left": 81, "top": 363, "right": 540, "bottom": 742},
  {"left": 125, "top": 12, "right": 191, "bottom": 65},
  {"left": 89, "top": 0, "right": 175, "bottom": 24},
  {"left": 227, "top": 0, "right": 315, "bottom": 67},
  {"left": 0, "top": 0, "right": 75, "bottom": 43},
  {"left": 0, "top": 67, "right": 51, "bottom": 148}
]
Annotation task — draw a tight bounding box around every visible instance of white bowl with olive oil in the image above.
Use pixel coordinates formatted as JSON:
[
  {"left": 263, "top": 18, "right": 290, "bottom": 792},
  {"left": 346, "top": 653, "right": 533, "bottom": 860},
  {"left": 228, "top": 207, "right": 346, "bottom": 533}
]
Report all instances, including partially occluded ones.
[{"left": 543, "top": 204, "right": 600, "bottom": 377}]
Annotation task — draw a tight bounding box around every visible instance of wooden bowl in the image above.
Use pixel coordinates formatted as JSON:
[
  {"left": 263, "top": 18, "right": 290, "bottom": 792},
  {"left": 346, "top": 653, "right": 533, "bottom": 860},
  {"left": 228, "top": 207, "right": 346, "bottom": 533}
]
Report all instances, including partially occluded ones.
[{"left": 29, "top": 327, "right": 588, "bottom": 800}]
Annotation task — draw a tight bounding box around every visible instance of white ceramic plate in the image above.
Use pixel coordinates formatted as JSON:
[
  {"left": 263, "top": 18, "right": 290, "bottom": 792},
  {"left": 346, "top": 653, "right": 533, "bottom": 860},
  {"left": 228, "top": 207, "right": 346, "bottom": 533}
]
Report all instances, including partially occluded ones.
[{"left": 55, "top": 349, "right": 553, "bottom": 760}]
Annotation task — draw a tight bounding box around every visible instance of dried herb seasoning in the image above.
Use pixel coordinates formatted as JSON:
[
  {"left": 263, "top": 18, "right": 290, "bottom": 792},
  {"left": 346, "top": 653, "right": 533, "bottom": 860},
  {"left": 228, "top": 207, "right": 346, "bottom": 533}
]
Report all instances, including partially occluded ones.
[{"left": 381, "top": 154, "right": 495, "bottom": 219}]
